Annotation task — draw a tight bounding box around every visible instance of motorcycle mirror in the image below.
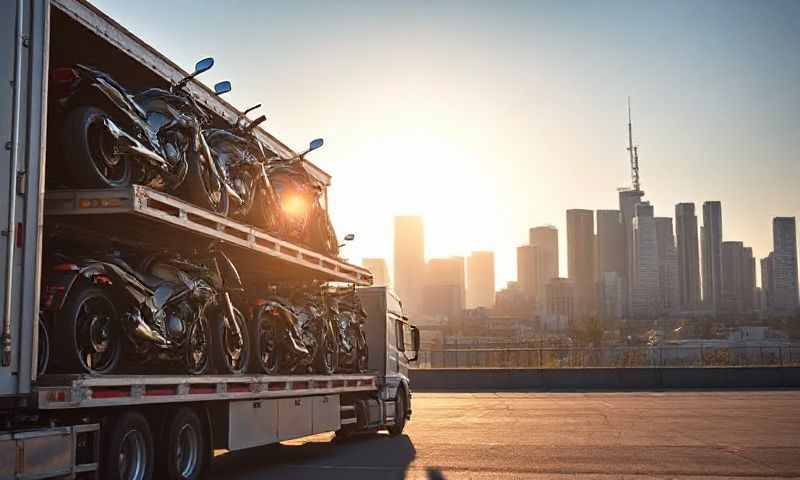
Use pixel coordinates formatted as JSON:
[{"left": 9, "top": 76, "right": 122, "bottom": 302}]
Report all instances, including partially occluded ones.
[
  {"left": 213, "top": 81, "right": 232, "bottom": 96},
  {"left": 308, "top": 138, "right": 324, "bottom": 152},
  {"left": 243, "top": 104, "right": 262, "bottom": 115},
  {"left": 344, "top": 233, "right": 355, "bottom": 242},
  {"left": 193, "top": 57, "right": 214, "bottom": 76}
]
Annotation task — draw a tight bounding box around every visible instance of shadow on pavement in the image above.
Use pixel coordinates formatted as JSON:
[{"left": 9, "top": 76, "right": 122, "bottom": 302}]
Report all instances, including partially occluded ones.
[{"left": 210, "top": 433, "right": 432, "bottom": 479}]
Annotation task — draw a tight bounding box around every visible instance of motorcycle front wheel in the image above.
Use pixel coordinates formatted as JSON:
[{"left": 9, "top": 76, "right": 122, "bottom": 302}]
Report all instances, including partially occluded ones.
[
  {"left": 313, "top": 322, "right": 338, "bottom": 375},
  {"left": 181, "top": 152, "right": 230, "bottom": 217},
  {"left": 212, "top": 306, "right": 250, "bottom": 375},
  {"left": 184, "top": 317, "right": 210, "bottom": 375},
  {"left": 248, "top": 187, "right": 283, "bottom": 235},
  {"left": 62, "top": 106, "right": 133, "bottom": 188},
  {"left": 250, "top": 312, "right": 281, "bottom": 375},
  {"left": 356, "top": 330, "right": 369, "bottom": 373}
]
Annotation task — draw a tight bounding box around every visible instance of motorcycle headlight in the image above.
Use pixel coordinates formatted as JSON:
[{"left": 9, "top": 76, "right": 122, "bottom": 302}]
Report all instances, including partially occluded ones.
[{"left": 282, "top": 194, "right": 308, "bottom": 217}]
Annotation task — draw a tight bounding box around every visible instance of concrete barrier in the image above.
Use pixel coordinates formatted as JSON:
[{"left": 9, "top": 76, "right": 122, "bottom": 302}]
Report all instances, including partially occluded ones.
[{"left": 410, "top": 367, "right": 800, "bottom": 391}]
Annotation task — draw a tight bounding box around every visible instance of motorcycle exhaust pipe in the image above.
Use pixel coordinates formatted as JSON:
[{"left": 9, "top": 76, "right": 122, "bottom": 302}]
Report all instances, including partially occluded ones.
[
  {"left": 124, "top": 312, "right": 170, "bottom": 347},
  {"left": 103, "top": 117, "right": 171, "bottom": 170}
]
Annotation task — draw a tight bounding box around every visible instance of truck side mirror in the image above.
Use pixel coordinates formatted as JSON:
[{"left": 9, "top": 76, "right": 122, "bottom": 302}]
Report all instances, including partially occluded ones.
[{"left": 406, "top": 326, "right": 420, "bottom": 362}]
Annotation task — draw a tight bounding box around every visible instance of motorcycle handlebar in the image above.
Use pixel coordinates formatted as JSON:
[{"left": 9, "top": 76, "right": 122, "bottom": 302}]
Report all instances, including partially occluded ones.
[{"left": 245, "top": 115, "right": 267, "bottom": 133}]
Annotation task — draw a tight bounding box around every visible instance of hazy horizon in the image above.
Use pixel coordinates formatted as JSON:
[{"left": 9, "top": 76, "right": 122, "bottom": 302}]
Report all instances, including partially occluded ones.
[{"left": 92, "top": 0, "right": 800, "bottom": 288}]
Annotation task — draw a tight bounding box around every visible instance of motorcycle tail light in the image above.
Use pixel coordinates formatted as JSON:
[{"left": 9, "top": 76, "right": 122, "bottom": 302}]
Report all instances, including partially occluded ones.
[
  {"left": 51, "top": 67, "right": 79, "bottom": 85},
  {"left": 52, "top": 263, "right": 79, "bottom": 272},
  {"left": 42, "top": 285, "right": 66, "bottom": 310}
]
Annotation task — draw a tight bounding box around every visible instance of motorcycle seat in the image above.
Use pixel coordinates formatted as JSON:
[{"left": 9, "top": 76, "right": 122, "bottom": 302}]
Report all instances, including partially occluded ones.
[{"left": 106, "top": 256, "right": 169, "bottom": 290}]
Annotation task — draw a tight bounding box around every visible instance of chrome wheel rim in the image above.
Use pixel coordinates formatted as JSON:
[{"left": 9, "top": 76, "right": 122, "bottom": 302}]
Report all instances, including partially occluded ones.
[
  {"left": 76, "top": 296, "right": 117, "bottom": 373},
  {"left": 175, "top": 423, "right": 200, "bottom": 477},
  {"left": 87, "top": 116, "right": 127, "bottom": 184},
  {"left": 119, "top": 429, "right": 147, "bottom": 480}
]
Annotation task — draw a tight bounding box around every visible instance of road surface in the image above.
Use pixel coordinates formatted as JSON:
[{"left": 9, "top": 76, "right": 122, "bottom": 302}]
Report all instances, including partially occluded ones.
[{"left": 211, "top": 391, "right": 800, "bottom": 479}]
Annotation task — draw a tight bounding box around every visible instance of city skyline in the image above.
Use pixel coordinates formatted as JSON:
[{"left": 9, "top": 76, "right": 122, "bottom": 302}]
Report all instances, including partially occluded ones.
[{"left": 93, "top": 0, "right": 800, "bottom": 288}]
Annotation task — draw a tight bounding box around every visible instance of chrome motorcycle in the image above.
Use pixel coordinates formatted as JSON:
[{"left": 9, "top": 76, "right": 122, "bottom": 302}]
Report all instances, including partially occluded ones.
[
  {"left": 250, "top": 285, "right": 337, "bottom": 375},
  {"left": 204, "top": 104, "right": 282, "bottom": 232},
  {"left": 50, "top": 58, "right": 232, "bottom": 215},
  {"left": 266, "top": 139, "right": 340, "bottom": 256},
  {"left": 41, "top": 245, "right": 249, "bottom": 375},
  {"left": 325, "top": 286, "right": 368, "bottom": 373}
]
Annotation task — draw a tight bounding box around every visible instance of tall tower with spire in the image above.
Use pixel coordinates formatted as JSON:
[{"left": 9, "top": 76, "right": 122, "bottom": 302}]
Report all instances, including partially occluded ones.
[{"left": 619, "top": 98, "right": 645, "bottom": 317}]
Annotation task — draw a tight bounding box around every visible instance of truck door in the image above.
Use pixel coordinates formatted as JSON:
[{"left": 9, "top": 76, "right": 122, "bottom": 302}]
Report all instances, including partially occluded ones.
[{"left": 0, "top": 0, "right": 48, "bottom": 397}]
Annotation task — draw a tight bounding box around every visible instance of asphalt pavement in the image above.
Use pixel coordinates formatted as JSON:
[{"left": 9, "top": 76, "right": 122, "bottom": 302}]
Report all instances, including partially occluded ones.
[{"left": 210, "top": 391, "right": 800, "bottom": 479}]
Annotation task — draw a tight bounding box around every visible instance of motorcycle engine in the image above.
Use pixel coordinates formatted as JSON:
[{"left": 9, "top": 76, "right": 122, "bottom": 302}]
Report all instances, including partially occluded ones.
[{"left": 164, "top": 301, "right": 193, "bottom": 342}]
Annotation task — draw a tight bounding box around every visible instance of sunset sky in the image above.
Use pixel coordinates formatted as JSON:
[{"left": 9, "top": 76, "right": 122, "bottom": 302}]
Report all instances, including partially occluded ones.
[{"left": 93, "top": 0, "right": 800, "bottom": 288}]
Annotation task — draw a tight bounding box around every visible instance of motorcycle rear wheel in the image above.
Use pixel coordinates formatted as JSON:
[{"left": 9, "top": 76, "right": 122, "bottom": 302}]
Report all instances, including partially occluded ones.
[
  {"left": 62, "top": 106, "right": 133, "bottom": 188},
  {"left": 247, "top": 187, "right": 283, "bottom": 235},
  {"left": 181, "top": 152, "right": 230, "bottom": 217},
  {"left": 53, "top": 285, "right": 121, "bottom": 374},
  {"left": 356, "top": 330, "right": 369, "bottom": 373},
  {"left": 313, "top": 322, "right": 338, "bottom": 375}
]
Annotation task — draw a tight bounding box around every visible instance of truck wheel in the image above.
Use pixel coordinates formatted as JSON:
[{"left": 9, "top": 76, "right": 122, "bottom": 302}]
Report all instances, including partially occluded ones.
[
  {"left": 213, "top": 307, "right": 250, "bottom": 374},
  {"left": 63, "top": 106, "right": 132, "bottom": 188},
  {"left": 101, "top": 410, "right": 154, "bottom": 480},
  {"left": 388, "top": 388, "right": 407, "bottom": 436},
  {"left": 157, "top": 407, "right": 208, "bottom": 480},
  {"left": 54, "top": 285, "right": 121, "bottom": 374}
]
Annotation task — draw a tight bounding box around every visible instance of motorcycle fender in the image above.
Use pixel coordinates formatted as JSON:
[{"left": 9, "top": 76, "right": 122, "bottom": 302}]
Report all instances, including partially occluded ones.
[
  {"left": 79, "top": 77, "right": 144, "bottom": 130},
  {"left": 42, "top": 264, "right": 109, "bottom": 312}
]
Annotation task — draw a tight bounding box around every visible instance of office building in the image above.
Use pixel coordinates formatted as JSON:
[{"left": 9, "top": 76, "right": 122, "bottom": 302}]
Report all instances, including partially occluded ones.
[
  {"left": 567, "top": 209, "right": 596, "bottom": 318},
  {"left": 619, "top": 189, "right": 645, "bottom": 316},
  {"left": 631, "top": 202, "right": 660, "bottom": 318},
  {"left": 545, "top": 278, "right": 575, "bottom": 327},
  {"left": 423, "top": 256, "right": 466, "bottom": 318},
  {"left": 597, "top": 210, "right": 625, "bottom": 275},
  {"left": 656, "top": 217, "right": 680, "bottom": 314},
  {"left": 742, "top": 246, "right": 756, "bottom": 313},
  {"left": 720, "top": 241, "right": 745, "bottom": 314},
  {"left": 394, "top": 216, "right": 425, "bottom": 314},
  {"left": 362, "top": 258, "right": 390, "bottom": 287},
  {"left": 701, "top": 201, "right": 723, "bottom": 314},
  {"left": 761, "top": 253, "right": 775, "bottom": 311},
  {"left": 675, "top": 203, "right": 701, "bottom": 310},
  {"left": 772, "top": 217, "right": 799, "bottom": 312},
  {"left": 529, "top": 226, "right": 559, "bottom": 306},
  {"left": 516, "top": 245, "right": 533, "bottom": 300},
  {"left": 467, "top": 251, "right": 495, "bottom": 309}
]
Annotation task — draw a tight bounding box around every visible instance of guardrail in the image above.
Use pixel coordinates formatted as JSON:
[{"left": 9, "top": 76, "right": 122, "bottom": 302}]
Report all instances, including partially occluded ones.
[{"left": 415, "top": 345, "right": 800, "bottom": 368}]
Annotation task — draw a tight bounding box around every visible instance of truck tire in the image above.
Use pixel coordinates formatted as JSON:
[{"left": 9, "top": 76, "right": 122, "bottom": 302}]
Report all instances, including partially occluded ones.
[
  {"left": 62, "top": 106, "right": 132, "bottom": 188},
  {"left": 388, "top": 388, "right": 407, "bottom": 436},
  {"left": 53, "top": 285, "right": 121, "bottom": 374},
  {"left": 156, "top": 407, "right": 209, "bottom": 480},
  {"left": 101, "top": 410, "right": 154, "bottom": 480}
]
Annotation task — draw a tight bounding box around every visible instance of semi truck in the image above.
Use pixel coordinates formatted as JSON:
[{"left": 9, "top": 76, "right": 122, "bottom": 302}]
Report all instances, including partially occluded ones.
[{"left": 0, "top": 1, "right": 420, "bottom": 479}]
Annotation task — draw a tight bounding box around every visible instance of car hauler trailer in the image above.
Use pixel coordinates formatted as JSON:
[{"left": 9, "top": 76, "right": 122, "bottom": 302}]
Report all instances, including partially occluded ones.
[{"left": 0, "top": 1, "right": 420, "bottom": 479}]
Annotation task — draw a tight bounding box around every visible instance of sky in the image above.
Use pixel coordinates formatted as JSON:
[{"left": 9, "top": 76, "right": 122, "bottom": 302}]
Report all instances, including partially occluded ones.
[{"left": 92, "top": 0, "right": 800, "bottom": 288}]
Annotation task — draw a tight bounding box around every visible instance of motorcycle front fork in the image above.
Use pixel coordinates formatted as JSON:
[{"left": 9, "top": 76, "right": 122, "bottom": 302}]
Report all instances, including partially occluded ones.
[{"left": 222, "top": 292, "right": 243, "bottom": 346}]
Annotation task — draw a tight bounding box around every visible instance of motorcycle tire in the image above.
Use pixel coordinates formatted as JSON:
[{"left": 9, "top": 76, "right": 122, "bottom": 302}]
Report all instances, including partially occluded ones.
[
  {"left": 37, "top": 314, "right": 50, "bottom": 376},
  {"left": 356, "top": 330, "right": 369, "bottom": 373},
  {"left": 53, "top": 284, "right": 121, "bottom": 375},
  {"left": 184, "top": 317, "right": 210, "bottom": 375},
  {"left": 313, "top": 321, "right": 338, "bottom": 375},
  {"left": 250, "top": 310, "right": 281, "bottom": 375},
  {"left": 181, "top": 152, "right": 230, "bottom": 217},
  {"left": 62, "top": 106, "right": 133, "bottom": 188},
  {"left": 212, "top": 306, "right": 250, "bottom": 375},
  {"left": 247, "top": 187, "right": 283, "bottom": 235},
  {"left": 308, "top": 210, "right": 339, "bottom": 257}
]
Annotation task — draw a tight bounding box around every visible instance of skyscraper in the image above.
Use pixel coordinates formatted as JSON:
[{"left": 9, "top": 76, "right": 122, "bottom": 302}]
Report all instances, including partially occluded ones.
[
  {"left": 656, "top": 217, "right": 680, "bottom": 314},
  {"left": 742, "top": 246, "right": 756, "bottom": 313},
  {"left": 720, "top": 241, "right": 745, "bottom": 314},
  {"left": 702, "top": 201, "right": 723, "bottom": 314},
  {"left": 362, "top": 258, "right": 390, "bottom": 287},
  {"left": 675, "top": 203, "right": 701, "bottom": 310},
  {"left": 631, "top": 202, "right": 660, "bottom": 318},
  {"left": 619, "top": 189, "right": 645, "bottom": 316},
  {"left": 529, "top": 226, "right": 559, "bottom": 306},
  {"left": 567, "top": 209, "right": 595, "bottom": 318},
  {"left": 467, "top": 251, "right": 495, "bottom": 309},
  {"left": 761, "top": 253, "right": 775, "bottom": 311},
  {"left": 393, "top": 216, "right": 425, "bottom": 314},
  {"left": 772, "top": 217, "right": 799, "bottom": 312},
  {"left": 596, "top": 210, "right": 625, "bottom": 320},
  {"left": 423, "top": 256, "right": 465, "bottom": 318},
  {"left": 516, "top": 245, "right": 533, "bottom": 300}
]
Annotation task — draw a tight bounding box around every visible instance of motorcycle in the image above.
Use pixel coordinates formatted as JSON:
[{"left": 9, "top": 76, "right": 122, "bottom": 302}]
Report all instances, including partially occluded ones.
[
  {"left": 204, "top": 104, "right": 283, "bottom": 232},
  {"left": 49, "top": 58, "right": 232, "bottom": 216},
  {"left": 325, "top": 286, "right": 368, "bottom": 373},
  {"left": 250, "top": 285, "right": 337, "bottom": 375},
  {"left": 266, "top": 139, "right": 340, "bottom": 256},
  {"left": 40, "top": 244, "right": 249, "bottom": 375}
]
